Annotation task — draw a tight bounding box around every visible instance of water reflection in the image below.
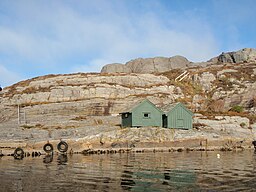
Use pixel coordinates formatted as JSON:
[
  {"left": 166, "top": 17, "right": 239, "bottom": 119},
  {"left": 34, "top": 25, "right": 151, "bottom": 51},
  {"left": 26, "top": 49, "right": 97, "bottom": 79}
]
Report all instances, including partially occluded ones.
[
  {"left": 43, "top": 154, "right": 53, "bottom": 164},
  {"left": 120, "top": 169, "right": 198, "bottom": 191},
  {"left": 162, "top": 169, "right": 197, "bottom": 191},
  {"left": 1, "top": 151, "right": 256, "bottom": 191},
  {"left": 14, "top": 155, "right": 24, "bottom": 160},
  {"left": 43, "top": 154, "right": 68, "bottom": 165},
  {"left": 57, "top": 154, "right": 68, "bottom": 165},
  {"left": 121, "top": 170, "right": 136, "bottom": 190}
]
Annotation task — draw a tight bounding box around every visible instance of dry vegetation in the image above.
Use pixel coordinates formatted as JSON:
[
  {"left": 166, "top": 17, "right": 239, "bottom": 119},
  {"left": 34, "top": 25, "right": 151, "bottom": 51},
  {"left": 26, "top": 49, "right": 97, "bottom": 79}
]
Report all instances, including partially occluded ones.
[
  {"left": 71, "top": 115, "right": 88, "bottom": 121},
  {"left": 20, "top": 123, "right": 44, "bottom": 129},
  {"left": 160, "top": 62, "right": 256, "bottom": 122}
]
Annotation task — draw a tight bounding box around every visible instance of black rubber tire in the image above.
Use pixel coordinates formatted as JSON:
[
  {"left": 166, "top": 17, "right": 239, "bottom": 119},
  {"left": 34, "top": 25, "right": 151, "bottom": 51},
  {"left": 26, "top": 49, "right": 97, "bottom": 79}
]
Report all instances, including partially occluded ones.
[
  {"left": 14, "top": 148, "right": 24, "bottom": 159},
  {"left": 57, "top": 141, "right": 68, "bottom": 153},
  {"left": 252, "top": 141, "right": 256, "bottom": 149},
  {"left": 43, "top": 143, "right": 54, "bottom": 153}
]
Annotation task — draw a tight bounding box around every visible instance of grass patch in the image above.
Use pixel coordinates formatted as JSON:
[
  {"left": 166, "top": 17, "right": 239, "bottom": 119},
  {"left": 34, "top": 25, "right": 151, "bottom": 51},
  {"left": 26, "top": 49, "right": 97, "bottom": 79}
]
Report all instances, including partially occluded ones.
[
  {"left": 21, "top": 123, "right": 44, "bottom": 129},
  {"left": 20, "top": 124, "right": 34, "bottom": 129},
  {"left": 230, "top": 105, "right": 244, "bottom": 113}
]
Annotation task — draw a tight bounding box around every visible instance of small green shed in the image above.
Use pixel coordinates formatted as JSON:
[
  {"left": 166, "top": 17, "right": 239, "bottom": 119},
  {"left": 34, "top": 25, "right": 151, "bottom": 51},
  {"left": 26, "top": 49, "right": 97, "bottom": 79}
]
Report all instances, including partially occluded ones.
[
  {"left": 120, "top": 99, "right": 162, "bottom": 127},
  {"left": 162, "top": 103, "right": 193, "bottom": 129}
]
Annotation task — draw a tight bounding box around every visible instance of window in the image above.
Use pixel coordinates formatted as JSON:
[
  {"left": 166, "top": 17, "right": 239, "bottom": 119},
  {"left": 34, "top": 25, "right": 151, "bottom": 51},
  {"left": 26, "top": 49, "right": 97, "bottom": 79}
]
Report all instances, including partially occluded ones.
[
  {"left": 143, "top": 112, "right": 151, "bottom": 119},
  {"left": 123, "top": 113, "right": 129, "bottom": 118}
]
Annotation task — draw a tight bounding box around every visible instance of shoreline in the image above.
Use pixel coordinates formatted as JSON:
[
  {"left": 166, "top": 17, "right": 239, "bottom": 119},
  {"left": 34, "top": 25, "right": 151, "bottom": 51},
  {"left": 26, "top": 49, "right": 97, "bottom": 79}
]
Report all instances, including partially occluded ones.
[{"left": 0, "top": 138, "right": 254, "bottom": 157}]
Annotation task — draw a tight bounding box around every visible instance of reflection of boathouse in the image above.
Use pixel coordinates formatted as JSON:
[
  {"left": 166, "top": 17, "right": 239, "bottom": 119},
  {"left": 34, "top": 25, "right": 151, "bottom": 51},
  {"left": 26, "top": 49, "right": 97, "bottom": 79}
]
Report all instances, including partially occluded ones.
[
  {"left": 120, "top": 99, "right": 193, "bottom": 129},
  {"left": 120, "top": 169, "right": 197, "bottom": 191}
]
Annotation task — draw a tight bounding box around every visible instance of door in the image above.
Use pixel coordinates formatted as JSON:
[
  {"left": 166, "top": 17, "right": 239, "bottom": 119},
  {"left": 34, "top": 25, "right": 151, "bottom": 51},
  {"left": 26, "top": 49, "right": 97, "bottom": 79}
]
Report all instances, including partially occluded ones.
[{"left": 177, "top": 119, "right": 184, "bottom": 128}]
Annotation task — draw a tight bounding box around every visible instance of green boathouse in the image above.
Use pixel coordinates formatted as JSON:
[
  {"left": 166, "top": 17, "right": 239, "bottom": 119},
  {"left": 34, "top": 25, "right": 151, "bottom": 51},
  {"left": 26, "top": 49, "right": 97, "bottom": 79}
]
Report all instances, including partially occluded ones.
[
  {"left": 120, "top": 99, "right": 162, "bottom": 127},
  {"left": 162, "top": 103, "right": 193, "bottom": 129}
]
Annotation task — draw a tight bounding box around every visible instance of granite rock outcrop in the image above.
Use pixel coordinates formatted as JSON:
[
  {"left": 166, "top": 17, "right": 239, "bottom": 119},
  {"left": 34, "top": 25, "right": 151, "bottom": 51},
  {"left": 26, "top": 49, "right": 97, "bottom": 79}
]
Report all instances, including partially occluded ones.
[
  {"left": 101, "top": 48, "right": 256, "bottom": 74},
  {"left": 101, "top": 55, "right": 190, "bottom": 73},
  {"left": 216, "top": 48, "right": 256, "bottom": 63}
]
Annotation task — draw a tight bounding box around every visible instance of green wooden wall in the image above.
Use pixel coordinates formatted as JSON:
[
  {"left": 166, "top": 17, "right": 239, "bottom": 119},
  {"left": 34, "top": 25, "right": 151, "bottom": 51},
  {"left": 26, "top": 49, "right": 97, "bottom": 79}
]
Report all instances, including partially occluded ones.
[
  {"left": 166, "top": 103, "right": 193, "bottom": 129},
  {"left": 131, "top": 100, "right": 162, "bottom": 127}
]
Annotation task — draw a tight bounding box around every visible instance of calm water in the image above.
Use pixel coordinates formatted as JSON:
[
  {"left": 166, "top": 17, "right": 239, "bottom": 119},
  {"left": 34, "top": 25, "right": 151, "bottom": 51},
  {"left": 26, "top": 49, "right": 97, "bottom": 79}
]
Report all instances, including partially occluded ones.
[{"left": 1, "top": 150, "right": 256, "bottom": 192}]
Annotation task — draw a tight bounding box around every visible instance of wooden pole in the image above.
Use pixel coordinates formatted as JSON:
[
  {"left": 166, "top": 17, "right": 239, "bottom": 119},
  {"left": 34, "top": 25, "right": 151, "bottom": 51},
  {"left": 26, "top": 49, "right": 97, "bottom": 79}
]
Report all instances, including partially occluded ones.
[{"left": 18, "top": 104, "right": 20, "bottom": 124}]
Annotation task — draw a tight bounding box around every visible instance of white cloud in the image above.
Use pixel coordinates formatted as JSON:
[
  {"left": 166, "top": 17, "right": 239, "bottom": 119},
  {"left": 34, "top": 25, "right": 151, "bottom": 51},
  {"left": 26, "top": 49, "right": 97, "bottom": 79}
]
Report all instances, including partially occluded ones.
[
  {"left": 72, "top": 59, "right": 111, "bottom": 73},
  {"left": 0, "top": 65, "right": 21, "bottom": 87},
  {"left": 0, "top": 0, "right": 221, "bottom": 77}
]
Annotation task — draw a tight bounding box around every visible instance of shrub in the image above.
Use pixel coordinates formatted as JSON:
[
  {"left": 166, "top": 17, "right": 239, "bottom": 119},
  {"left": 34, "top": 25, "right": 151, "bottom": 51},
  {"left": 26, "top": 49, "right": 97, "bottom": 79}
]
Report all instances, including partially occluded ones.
[
  {"left": 208, "top": 99, "right": 225, "bottom": 113},
  {"left": 230, "top": 105, "right": 243, "bottom": 113},
  {"left": 240, "top": 122, "right": 246, "bottom": 128}
]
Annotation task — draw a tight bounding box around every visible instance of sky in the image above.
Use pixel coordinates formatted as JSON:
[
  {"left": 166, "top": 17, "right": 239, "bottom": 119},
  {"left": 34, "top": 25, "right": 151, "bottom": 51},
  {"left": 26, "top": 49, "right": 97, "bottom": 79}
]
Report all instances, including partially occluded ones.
[{"left": 0, "top": 0, "right": 255, "bottom": 87}]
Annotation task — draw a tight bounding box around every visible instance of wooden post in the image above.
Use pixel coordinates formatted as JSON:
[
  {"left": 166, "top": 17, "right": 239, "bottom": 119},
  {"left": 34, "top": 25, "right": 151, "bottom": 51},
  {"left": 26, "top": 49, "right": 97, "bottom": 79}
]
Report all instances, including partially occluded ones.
[{"left": 18, "top": 104, "right": 20, "bottom": 124}]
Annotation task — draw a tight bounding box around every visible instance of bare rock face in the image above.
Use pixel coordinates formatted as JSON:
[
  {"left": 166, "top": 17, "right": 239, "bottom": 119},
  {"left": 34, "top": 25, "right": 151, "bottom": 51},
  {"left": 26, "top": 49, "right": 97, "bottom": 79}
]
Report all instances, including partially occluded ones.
[
  {"left": 101, "top": 63, "right": 131, "bottom": 73},
  {"left": 0, "top": 73, "right": 175, "bottom": 107},
  {"left": 101, "top": 55, "right": 190, "bottom": 74},
  {"left": 194, "top": 72, "right": 216, "bottom": 91},
  {"left": 194, "top": 115, "right": 251, "bottom": 137},
  {"left": 216, "top": 48, "right": 256, "bottom": 63}
]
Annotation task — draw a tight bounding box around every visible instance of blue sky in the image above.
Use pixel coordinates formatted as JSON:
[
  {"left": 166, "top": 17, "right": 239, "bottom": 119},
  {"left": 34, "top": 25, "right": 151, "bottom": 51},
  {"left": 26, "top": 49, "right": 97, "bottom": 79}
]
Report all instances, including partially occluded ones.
[{"left": 0, "top": 0, "right": 255, "bottom": 87}]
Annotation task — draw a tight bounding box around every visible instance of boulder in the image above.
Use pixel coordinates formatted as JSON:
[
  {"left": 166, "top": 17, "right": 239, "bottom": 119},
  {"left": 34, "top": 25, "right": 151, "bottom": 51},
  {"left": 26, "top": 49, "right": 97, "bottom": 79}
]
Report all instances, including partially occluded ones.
[
  {"left": 101, "top": 63, "right": 131, "bottom": 73},
  {"left": 168, "top": 55, "right": 190, "bottom": 69},
  {"left": 195, "top": 72, "right": 216, "bottom": 91},
  {"left": 101, "top": 55, "right": 191, "bottom": 74},
  {"left": 217, "top": 48, "right": 256, "bottom": 63}
]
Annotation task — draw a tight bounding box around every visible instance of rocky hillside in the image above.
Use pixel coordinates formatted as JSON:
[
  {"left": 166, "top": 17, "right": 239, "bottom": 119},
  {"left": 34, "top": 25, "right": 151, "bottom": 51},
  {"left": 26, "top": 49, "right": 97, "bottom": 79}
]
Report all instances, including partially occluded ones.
[
  {"left": 0, "top": 49, "right": 255, "bottom": 125},
  {"left": 0, "top": 48, "right": 255, "bottom": 152}
]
